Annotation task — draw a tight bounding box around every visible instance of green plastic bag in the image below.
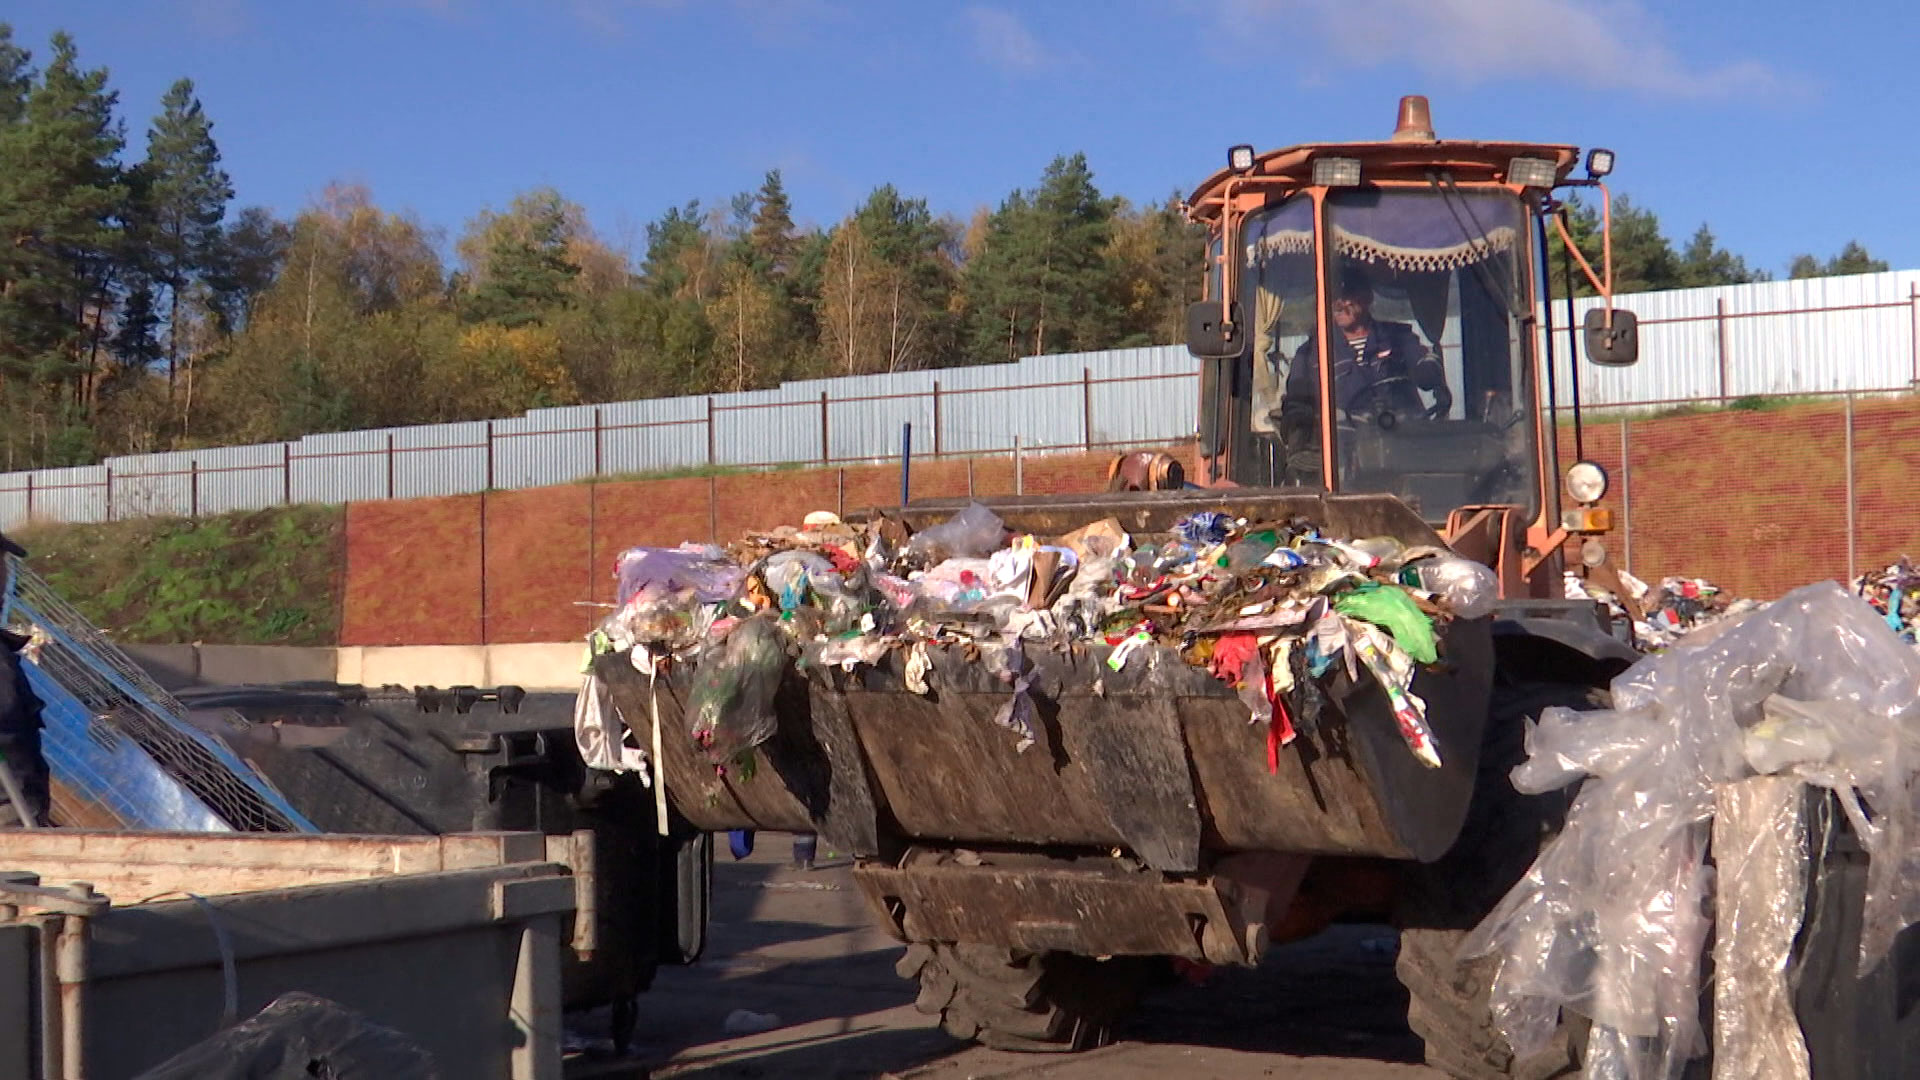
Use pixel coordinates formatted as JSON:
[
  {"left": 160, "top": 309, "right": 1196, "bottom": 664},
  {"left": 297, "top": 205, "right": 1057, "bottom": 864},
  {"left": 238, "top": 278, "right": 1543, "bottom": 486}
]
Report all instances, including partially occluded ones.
[{"left": 1333, "top": 585, "right": 1438, "bottom": 664}]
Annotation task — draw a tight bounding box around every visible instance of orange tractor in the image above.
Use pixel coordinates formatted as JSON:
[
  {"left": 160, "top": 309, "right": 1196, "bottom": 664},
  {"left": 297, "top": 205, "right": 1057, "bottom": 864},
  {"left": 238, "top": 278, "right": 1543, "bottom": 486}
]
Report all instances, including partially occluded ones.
[{"left": 601, "top": 98, "right": 1654, "bottom": 1077}]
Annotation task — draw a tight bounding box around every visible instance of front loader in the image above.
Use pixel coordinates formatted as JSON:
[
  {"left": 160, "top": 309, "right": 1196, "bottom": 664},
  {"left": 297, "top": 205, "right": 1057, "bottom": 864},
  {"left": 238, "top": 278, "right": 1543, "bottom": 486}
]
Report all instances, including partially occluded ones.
[{"left": 601, "top": 97, "right": 1656, "bottom": 1076}]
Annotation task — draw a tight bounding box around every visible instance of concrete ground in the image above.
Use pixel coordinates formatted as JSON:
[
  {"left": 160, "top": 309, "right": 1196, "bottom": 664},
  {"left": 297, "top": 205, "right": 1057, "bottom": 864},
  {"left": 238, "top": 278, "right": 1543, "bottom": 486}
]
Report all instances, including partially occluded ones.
[{"left": 572, "top": 835, "right": 1445, "bottom": 1080}]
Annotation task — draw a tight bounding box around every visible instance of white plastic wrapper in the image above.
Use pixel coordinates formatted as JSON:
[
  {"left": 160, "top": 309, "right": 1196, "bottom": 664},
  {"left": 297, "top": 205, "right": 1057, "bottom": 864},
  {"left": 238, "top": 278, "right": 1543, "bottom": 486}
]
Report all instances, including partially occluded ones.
[{"left": 1464, "top": 583, "right": 1920, "bottom": 1080}]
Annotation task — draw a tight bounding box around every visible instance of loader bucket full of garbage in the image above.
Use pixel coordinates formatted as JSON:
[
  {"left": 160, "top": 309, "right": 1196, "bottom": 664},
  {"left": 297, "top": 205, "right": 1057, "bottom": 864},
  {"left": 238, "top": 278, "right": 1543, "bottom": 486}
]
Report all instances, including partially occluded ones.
[{"left": 579, "top": 495, "right": 1504, "bottom": 866}]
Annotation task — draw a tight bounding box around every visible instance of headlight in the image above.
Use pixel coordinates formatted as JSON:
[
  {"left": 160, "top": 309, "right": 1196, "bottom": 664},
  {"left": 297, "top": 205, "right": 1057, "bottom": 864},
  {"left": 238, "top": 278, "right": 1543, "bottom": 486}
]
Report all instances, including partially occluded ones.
[
  {"left": 1566, "top": 461, "right": 1609, "bottom": 504},
  {"left": 1581, "top": 538, "right": 1608, "bottom": 568}
]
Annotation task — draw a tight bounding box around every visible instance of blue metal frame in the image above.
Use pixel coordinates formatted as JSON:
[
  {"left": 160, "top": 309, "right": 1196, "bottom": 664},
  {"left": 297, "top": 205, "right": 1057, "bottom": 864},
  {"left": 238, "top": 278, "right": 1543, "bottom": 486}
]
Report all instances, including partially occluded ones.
[{"left": 2, "top": 555, "right": 317, "bottom": 832}]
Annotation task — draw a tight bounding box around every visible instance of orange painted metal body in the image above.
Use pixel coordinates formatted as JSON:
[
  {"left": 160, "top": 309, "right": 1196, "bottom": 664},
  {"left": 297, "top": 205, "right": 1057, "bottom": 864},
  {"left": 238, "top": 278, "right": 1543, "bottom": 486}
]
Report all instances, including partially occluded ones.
[{"left": 1178, "top": 117, "right": 1602, "bottom": 600}]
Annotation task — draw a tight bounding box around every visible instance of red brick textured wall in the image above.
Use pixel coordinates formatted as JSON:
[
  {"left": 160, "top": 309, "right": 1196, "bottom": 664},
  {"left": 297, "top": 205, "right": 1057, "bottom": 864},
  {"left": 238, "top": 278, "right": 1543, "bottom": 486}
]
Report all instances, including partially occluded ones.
[
  {"left": 341, "top": 450, "right": 1128, "bottom": 645},
  {"left": 340, "top": 403, "right": 1920, "bottom": 645}
]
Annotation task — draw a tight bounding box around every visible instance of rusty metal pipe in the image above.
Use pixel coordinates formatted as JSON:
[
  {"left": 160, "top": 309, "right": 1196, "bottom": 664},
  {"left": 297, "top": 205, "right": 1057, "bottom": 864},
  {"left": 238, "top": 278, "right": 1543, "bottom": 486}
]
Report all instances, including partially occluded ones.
[{"left": 57, "top": 883, "right": 96, "bottom": 1080}]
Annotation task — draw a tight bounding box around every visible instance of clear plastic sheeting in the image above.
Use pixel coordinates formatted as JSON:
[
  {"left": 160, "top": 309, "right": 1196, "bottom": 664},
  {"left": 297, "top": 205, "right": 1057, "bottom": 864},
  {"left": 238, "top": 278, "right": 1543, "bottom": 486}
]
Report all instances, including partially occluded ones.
[
  {"left": 1465, "top": 583, "right": 1920, "bottom": 1080},
  {"left": 1710, "top": 776, "right": 1811, "bottom": 1080},
  {"left": 133, "top": 992, "right": 438, "bottom": 1079}
]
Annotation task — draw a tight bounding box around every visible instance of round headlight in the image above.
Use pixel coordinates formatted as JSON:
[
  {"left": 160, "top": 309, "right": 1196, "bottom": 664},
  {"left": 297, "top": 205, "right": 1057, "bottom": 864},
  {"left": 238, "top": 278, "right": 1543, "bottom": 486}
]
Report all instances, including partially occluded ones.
[
  {"left": 1566, "top": 461, "right": 1609, "bottom": 504},
  {"left": 1581, "top": 538, "right": 1608, "bottom": 568}
]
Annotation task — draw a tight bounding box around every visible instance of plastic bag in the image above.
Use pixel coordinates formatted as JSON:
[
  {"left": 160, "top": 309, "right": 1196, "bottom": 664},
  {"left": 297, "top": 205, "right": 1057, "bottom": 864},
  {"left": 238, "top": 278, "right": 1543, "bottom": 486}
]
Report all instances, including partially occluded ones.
[
  {"left": 1332, "top": 584, "right": 1438, "bottom": 664},
  {"left": 907, "top": 503, "right": 1006, "bottom": 560},
  {"left": 1465, "top": 583, "right": 1920, "bottom": 1080},
  {"left": 615, "top": 545, "right": 744, "bottom": 606},
  {"left": 686, "top": 614, "right": 788, "bottom": 764},
  {"left": 1405, "top": 553, "right": 1498, "bottom": 619},
  {"left": 133, "top": 992, "right": 438, "bottom": 1079}
]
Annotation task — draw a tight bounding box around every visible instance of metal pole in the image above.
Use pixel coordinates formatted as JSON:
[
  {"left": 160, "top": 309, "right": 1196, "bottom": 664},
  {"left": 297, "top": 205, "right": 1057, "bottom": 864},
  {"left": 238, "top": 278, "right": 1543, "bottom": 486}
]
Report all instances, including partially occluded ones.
[
  {"left": 592, "top": 408, "right": 604, "bottom": 478},
  {"left": 1620, "top": 418, "right": 1632, "bottom": 575},
  {"left": 706, "top": 396, "right": 717, "bottom": 466},
  {"left": 23, "top": 474, "right": 31, "bottom": 522},
  {"left": 1716, "top": 298, "right": 1730, "bottom": 401},
  {"left": 1561, "top": 235, "right": 1585, "bottom": 462},
  {"left": 900, "top": 423, "right": 913, "bottom": 506},
  {"left": 282, "top": 443, "right": 293, "bottom": 505},
  {"left": 820, "top": 391, "right": 830, "bottom": 465},
  {"left": 189, "top": 460, "right": 199, "bottom": 518},
  {"left": 1536, "top": 212, "right": 1561, "bottom": 466},
  {"left": 966, "top": 457, "right": 975, "bottom": 497},
  {"left": 707, "top": 475, "right": 718, "bottom": 542},
  {"left": 485, "top": 420, "right": 496, "bottom": 491},
  {"left": 1844, "top": 392, "right": 1857, "bottom": 582},
  {"left": 1082, "top": 368, "right": 1094, "bottom": 452},
  {"left": 478, "top": 490, "right": 489, "bottom": 645},
  {"left": 836, "top": 468, "right": 846, "bottom": 520},
  {"left": 386, "top": 434, "right": 396, "bottom": 500},
  {"left": 1014, "top": 436, "right": 1024, "bottom": 495},
  {"left": 932, "top": 381, "right": 943, "bottom": 457},
  {"left": 103, "top": 465, "right": 112, "bottom": 522},
  {"left": 1910, "top": 285, "right": 1919, "bottom": 386}
]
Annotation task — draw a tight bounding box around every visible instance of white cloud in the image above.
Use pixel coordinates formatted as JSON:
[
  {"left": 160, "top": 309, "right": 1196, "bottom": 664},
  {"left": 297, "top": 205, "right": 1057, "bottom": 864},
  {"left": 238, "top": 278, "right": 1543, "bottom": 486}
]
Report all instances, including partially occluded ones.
[
  {"left": 962, "top": 6, "right": 1047, "bottom": 73},
  {"left": 1220, "top": 0, "right": 1788, "bottom": 99}
]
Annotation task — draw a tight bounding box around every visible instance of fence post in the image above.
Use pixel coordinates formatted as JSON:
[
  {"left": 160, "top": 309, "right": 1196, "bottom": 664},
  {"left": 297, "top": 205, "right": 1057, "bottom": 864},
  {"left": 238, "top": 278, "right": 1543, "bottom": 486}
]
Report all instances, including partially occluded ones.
[
  {"left": 966, "top": 457, "right": 975, "bottom": 497},
  {"left": 1716, "top": 298, "right": 1730, "bottom": 401},
  {"left": 836, "top": 468, "right": 846, "bottom": 520},
  {"left": 1910, "top": 285, "right": 1919, "bottom": 386},
  {"left": 282, "top": 444, "right": 293, "bottom": 506},
  {"left": 104, "top": 465, "right": 113, "bottom": 522},
  {"left": 706, "top": 396, "right": 717, "bottom": 467},
  {"left": 1082, "top": 368, "right": 1094, "bottom": 452},
  {"left": 820, "top": 391, "right": 831, "bottom": 465},
  {"left": 592, "top": 408, "right": 604, "bottom": 478},
  {"left": 707, "top": 475, "right": 718, "bottom": 543},
  {"left": 23, "top": 474, "right": 31, "bottom": 522},
  {"left": 385, "top": 435, "right": 396, "bottom": 500},
  {"left": 484, "top": 421, "right": 496, "bottom": 491},
  {"left": 1844, "top": 392, "right": 1856, "bottom": 583},
  {"left": 189, "top": 460, "right": 200, "bottom": 518},
  {"left": 1014, "top": 436, "right": 1024, "bottom": 496},
  {"left": 1620, "top": 418, "right": 1632, "bottom": 575},
  {"left": 478, "top": 490, "right": 489, "bottom": 645},
  {"left": 932, "top": 381, "right": 943, "bottom": 457}
]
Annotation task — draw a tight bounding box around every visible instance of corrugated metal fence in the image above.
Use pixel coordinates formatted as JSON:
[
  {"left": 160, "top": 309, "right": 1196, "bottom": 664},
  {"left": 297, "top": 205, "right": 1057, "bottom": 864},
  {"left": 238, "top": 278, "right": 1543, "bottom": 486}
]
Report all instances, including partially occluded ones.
[{"left": 4, "top": 270, "right": 1917, "bottom": 530}]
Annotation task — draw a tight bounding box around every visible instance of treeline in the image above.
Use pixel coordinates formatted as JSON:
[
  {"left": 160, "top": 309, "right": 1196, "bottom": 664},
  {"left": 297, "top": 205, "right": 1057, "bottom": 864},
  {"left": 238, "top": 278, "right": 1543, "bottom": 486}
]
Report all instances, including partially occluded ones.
[{"left": 0, "top": 24, "right": 1894, "bottom": 470}]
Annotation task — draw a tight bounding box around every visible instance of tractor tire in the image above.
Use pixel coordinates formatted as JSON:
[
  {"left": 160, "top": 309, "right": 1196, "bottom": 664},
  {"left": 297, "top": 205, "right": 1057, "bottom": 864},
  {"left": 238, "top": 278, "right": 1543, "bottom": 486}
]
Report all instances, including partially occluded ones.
[
  {"left": 897, "top": 942, "right": 1153, "bottom": 1052},
  {"left": 1394, "top": 682, "right": 1609, "bottom": 1080}
]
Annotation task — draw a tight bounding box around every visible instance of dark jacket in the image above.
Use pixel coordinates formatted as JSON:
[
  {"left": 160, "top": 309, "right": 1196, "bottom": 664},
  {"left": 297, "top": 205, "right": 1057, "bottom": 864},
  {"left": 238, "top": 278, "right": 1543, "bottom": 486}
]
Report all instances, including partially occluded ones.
[{"left": 1281, "top": 319, "right": 1445, "bottom": 422}]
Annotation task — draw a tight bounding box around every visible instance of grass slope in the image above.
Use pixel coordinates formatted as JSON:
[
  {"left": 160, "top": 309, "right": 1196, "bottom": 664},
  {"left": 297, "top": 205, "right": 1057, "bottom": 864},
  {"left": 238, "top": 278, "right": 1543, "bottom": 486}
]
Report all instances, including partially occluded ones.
[{"left": 14, "top": 505, "right": 345, "bottom": 646}]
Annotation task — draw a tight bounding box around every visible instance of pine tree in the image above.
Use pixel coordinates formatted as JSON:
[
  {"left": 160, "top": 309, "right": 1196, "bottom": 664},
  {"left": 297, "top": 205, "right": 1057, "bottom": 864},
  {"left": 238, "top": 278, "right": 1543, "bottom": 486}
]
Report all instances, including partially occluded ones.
[
  {"left": 749, "top": 169, "right": 796, "bottom": 280},
  {"left": 1790, "top": 241, "right": 1889, "bottom": 279},
  {"left": 965, "top": 154, "right": 1119, "bottom": 361},
  {"left": 1677, "top": 225, "right": 1762, "bottom": 288},
  {"left": 464, "top": 189, "right": 580, "bottom": 326},
  {"left": 139, "top": 77, "right": 232, "bottom": 392},
  {"left": 0, "top": 31, "right": 126, "bottom": 466},
  {"left": 205, "top": 206, "right": 292, "bottom": 334}
]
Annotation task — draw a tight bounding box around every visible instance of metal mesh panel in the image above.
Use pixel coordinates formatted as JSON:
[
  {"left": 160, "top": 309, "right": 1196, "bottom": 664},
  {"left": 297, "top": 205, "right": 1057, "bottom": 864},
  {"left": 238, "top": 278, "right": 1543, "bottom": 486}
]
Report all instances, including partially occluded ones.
[{"left": 2, "top": 556, "right": 316, "bottom": 832}]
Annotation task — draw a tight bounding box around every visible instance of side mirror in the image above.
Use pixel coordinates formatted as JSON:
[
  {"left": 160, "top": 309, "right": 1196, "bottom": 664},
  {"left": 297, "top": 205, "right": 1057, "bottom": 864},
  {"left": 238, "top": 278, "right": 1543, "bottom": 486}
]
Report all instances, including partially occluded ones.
[
  {"left": 1584, "top": 308, "right": 1639, "bottom": 367},
  {"left": 1186, "top": 300, "right": 1245, "bottom": 359}
]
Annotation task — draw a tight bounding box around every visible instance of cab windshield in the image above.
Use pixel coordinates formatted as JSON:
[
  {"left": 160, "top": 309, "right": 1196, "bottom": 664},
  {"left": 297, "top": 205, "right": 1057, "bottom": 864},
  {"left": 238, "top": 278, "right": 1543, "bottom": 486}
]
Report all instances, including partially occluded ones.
[{"left": 1238, "top": 188, "right": 1540, "bottom": 523}]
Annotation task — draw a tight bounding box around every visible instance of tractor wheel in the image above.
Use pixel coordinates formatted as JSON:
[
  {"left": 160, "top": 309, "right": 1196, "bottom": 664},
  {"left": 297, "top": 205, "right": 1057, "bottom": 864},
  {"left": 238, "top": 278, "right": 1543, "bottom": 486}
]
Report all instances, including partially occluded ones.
[
  {"left": 897, "top": 942, "right": 1153, "bottom": 1052},
  {"left": 1394, "top": 682, "right": 1609, "bottom": 1080}
]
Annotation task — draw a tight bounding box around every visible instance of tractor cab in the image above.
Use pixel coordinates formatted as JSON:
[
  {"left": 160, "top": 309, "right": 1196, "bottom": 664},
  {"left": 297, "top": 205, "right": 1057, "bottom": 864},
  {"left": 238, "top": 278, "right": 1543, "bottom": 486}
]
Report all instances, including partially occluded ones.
[{"left": 1185, "top": 96, "right": 1636, "bottom": 596}]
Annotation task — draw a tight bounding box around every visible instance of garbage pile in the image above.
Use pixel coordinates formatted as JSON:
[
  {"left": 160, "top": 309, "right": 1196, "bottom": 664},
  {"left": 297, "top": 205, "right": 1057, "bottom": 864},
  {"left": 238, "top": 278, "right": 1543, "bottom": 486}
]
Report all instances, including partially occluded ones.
[
  {"left": 1465, "top": 582, "right": 1920, "bottom": 1079},
  {"left": 590, "top": 503, "right": 1500, "bottom": 774},
  {"left": 1853, "top": 556, "right": 1920, "bottom": 648},
  {"left": 1566, "top": 571, "right": 1762, "bottom": 651}
]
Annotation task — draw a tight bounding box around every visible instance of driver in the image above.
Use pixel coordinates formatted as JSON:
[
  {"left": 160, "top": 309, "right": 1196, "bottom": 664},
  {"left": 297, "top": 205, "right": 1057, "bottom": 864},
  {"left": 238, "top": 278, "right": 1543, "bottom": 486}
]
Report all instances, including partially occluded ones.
[{"left": 1275, "top": 267, "right": 1450, "bottom": 441}]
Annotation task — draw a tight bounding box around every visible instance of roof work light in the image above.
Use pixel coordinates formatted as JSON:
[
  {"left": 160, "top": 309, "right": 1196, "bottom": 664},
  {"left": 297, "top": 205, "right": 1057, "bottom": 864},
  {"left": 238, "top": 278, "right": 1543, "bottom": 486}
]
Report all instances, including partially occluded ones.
[
  {"left": 1229, "top": 144, "right": 1256, "bottom": 172},
  {"left": 1313, "top": 156, "right": 1362, "bottom": 187},
  {"left": 1506, "top": 157, "right": 1558, "bottom": 189},
  {"left": 1585, "top": 147, "right": 1615, "bottom": 179}
]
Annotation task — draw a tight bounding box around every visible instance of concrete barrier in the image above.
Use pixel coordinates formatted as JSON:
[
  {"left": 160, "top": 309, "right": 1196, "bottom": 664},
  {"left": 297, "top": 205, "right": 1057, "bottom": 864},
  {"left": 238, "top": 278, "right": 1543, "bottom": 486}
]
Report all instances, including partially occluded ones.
[{"left": 124, "top": 642, "right": 587, "bottom": 693}]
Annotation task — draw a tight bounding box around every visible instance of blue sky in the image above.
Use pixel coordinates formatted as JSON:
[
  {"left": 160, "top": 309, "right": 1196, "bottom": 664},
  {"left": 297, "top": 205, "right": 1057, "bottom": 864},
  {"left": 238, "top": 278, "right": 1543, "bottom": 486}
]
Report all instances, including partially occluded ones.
[{"left": 9, "top": 0, "right": 1914, "bottom": 275}]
